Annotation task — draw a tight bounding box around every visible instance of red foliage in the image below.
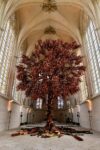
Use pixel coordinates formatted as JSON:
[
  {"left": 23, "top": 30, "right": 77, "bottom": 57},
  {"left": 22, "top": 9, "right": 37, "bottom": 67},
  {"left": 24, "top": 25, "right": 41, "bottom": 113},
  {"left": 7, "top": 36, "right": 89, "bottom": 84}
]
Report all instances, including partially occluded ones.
[{"left": 16, "top": 39, "right": 85, "bottom": 100}]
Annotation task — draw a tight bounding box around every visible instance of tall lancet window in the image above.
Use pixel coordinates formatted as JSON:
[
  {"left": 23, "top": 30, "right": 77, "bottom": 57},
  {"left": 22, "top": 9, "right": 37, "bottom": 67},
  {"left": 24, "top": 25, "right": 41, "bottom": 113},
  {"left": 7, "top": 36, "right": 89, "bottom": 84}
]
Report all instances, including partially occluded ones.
[
  {"left": 0, "top": 20, "right": 15, "bottom": 95},
  {"left": 58, "top": 96, "right": 64, "bottom": 109},
  {"left": 85, "top": 21, "right": 100, "bottom": 95},
  {"left": 36, "top": 98, "right": 43, "bottom": 109}
]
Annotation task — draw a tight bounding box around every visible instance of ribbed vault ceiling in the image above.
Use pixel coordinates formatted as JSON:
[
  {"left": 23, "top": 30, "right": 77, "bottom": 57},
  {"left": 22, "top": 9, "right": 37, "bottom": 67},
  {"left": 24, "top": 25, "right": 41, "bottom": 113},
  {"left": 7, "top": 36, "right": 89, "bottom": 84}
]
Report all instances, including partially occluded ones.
[{"left": 1, "top": 0, "right": 96, "bottom": 54}]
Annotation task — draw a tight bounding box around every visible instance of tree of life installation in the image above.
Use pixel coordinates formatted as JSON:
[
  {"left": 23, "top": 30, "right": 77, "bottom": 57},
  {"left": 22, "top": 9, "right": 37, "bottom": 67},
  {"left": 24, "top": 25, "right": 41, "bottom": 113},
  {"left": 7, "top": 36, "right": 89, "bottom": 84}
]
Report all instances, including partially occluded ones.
[{"left": 16, "top": 39, "right": 85, "bottom": 137}]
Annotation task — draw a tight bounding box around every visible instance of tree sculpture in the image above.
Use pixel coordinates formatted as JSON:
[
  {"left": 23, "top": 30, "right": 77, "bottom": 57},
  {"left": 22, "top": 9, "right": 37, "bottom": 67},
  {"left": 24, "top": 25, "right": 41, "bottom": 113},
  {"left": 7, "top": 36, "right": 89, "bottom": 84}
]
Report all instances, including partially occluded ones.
[{"left": 17, "top": 39, "right": 85, "bottom": 135}]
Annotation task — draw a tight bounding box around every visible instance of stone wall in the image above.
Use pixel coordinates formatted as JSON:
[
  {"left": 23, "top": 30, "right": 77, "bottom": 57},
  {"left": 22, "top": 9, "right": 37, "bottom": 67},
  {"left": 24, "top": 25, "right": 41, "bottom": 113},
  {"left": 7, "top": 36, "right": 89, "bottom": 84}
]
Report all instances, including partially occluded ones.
[
  {"left": 0, "top": 96, "right": 8, "bottom": 131},
  {"left": 73, "top": 95, "right": 100, "bottom": 132},
  {"left": 92, "top": 96, "right": 100, "bottom": 131},
  {"left": 0, "top": 95, "right": 27, "bottom": 132},
  {"left": 1, "top": 93, "right": 100, "bottom": 132},
  {"left": 0, "top": 94, "right": 67, "bottom": 131}
]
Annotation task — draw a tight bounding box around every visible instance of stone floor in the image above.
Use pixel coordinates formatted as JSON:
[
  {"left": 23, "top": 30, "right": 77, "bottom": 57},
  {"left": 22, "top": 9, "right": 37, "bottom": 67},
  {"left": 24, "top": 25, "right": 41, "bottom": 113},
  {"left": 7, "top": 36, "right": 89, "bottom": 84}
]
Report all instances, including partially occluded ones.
[{"left": 0, "top": 129, "right": 100, "bottom": 150}]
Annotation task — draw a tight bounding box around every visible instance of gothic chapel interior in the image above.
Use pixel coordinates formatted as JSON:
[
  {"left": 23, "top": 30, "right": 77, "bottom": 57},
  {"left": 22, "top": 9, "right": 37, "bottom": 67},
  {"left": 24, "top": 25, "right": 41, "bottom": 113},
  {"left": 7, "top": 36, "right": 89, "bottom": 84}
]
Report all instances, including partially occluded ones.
[{"left": 0, "top": 0, "right": 100, "bottom": 150}]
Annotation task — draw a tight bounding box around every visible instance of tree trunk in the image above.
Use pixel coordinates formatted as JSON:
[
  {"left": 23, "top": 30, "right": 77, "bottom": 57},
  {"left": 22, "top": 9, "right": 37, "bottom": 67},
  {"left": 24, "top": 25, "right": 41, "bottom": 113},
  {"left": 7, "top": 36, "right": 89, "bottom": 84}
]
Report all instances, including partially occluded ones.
[{"left": 45, "top": 82, "right": 55, "bottom": 131}]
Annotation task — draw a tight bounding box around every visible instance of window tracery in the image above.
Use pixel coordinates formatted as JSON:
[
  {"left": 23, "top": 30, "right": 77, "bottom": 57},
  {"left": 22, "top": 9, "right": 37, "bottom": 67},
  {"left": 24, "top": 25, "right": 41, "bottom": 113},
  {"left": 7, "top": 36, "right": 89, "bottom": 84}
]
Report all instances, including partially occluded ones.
[{"left": 85, "top": 21, "right": 100, "bottom": 95}]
